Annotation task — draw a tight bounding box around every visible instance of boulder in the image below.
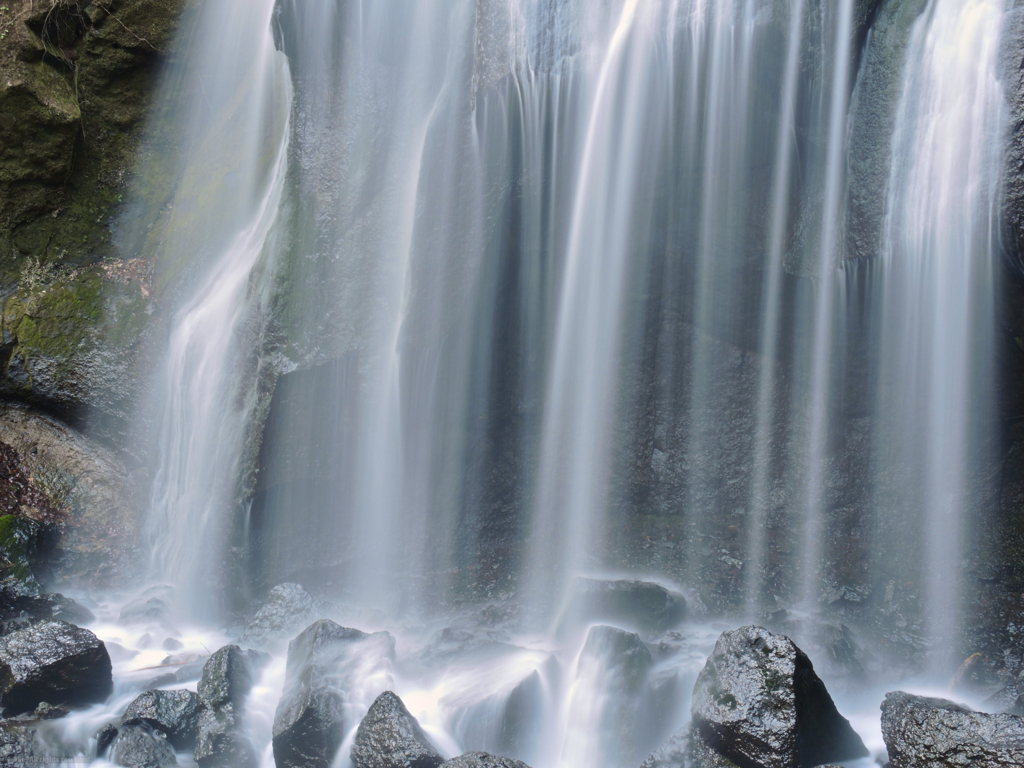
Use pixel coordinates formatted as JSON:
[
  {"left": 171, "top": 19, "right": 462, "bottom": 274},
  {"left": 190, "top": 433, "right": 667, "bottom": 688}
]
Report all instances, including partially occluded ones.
[
  {"left": 119, "top": 587, "right": 174, "bottom": 625},
  {"left": 564, "top": 578, "right": 686, "bottom": 635},
  {"left": 0, "top": 619, "right": 112, "bottom": 714},
  {"left": 691, "top": 626, "right": 866, "bottom": 768},
  {"left": 440, "top": 753, "right": 531, "bottom": 768},
  {"left": 881, "top": 690, "right": 1024, "bottom": 767},
  {"left": 272, "top": 620, "right": 371, "bottom": 768},
  {"left": 194, "top": 645, "right": 267, "bottom": 768},
  {"left": 351, "top": 691, "right": 444, "bottom": 768},
  {"left": 238, "top": 583, "right": 335, "bottom": 651},
  {"left": 640, "top": 727, "right": 689, "bottom": 768},
  {"left": 570, "top": 625, "right": 655, "bottom": 767},
  {"left": 0, "top": 722, "right": 42, "bottom": 767},
  {"left": 97, "top": 722, "right": 119, "bottom": 755},
  {"left": 109, "top": 722, "right": 177, "bottom": 768},
  {"left": 123, "top": 688, "right": 200, "bottom": 750}
]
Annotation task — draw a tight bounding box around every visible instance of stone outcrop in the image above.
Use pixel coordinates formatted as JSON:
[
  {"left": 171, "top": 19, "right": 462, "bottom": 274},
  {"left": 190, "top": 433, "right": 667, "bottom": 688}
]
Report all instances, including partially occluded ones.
[
  {"left": 194, "top": 645, "right": 267, "bottom": 768},
  {"left": 691, "top": 626, "right": 866, "bottom": 768},
  {"left": 108, "top": 722, "right": 177, "bottom": 768},
  {"left": 440, "top": 754, "right": 530, "bottom": 768},
  {"left": 122, "top": 688, "right": 200, "bottom": 751},
  {"left": 0, "top": 619, "right": 111, "bottom": 714},
  {"left": 238, "top": 582, "right": 335, "bottom": 651},
  {"left": 350, "top": 691, "right": 444, "bottom": 768},
  {"left": 563, "top": 577, "right": 686, "bottom": 635},
  {"left": 272, "top": 619, "right": 369, "bottom": 768},
  {"left": 881, "top": 691, "right": 1024, "bottom": 767}
]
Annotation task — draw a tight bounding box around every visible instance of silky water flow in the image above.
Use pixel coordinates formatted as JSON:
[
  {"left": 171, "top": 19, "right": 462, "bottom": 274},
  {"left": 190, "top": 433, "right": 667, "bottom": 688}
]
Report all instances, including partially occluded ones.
[{"left": 39, "top": 0, "right": 1016, "bottom": 766}]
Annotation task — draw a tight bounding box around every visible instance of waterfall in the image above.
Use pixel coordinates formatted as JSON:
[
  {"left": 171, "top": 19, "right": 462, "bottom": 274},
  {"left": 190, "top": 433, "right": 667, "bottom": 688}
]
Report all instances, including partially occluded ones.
[
  {"left": 141, "top": 0, "right": 292, "bottom": 614},
  {"left": 118, "top": 3, "right": 1015, "bottom": 758},
  {"left": 874, "top": 0, "right": 1007, "bottom": 662}
]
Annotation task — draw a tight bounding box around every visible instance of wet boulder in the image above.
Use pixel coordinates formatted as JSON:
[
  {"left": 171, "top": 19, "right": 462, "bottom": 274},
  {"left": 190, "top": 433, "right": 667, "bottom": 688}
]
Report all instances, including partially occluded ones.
[
  {"left": 440, "top": 753, "right": 531, "bottom": 768},
  {"left": 0, "top": 722, "right": 42, "bottom": 767},
  {"left": 691, "top": 626, "right": 867, "bottom": 768},
  {"left": 97, "top": 722, "right": 119, "bottom": 755},
  {"left": 109, "top": 722, "right": 177, "bottom": 768},
  {"left": 564, "top": 578, "right": 686, "bottom": 635},
  {"left": 0, "top": 619, "right": 112, "bottom": 714},
  {"left": 119, "top": 587, "right": 174, "bottom": 625},
  {"left": 881, "top": 690, "right": 1024, "bottom": 767},
  {"left": 194, "top": 645, "right": 268, "bottom": 768},
  {"left": 272, "top": 620, "right": 370, "bottom": 768},
  {"left": 640, "top": 727, "right": 689, "bottom": 768},
  {"left": 351, "top": 690, "right": 444, "bottom": 768},
  {"left": 123, "top": 688, "right": 200, "bottom": 750},
  {"left": 239, "top": 583, "right": 336, "bottom": 651}
]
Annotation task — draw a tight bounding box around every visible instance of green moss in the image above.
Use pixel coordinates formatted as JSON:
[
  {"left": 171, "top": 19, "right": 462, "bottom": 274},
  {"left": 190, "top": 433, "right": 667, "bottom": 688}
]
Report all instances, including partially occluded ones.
[{"left": 0, "top": 514, "right": 40, "bottom": 592}]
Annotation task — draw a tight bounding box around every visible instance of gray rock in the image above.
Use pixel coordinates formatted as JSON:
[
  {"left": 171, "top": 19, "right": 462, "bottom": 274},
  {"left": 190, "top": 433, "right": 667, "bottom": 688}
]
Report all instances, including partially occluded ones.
[
  {"left": 572, "top": 625, "right": 656, "bottom": 767},
  {"left": 640, "top": 726, "right": 689, "bottom": 768},
  {"left": 109, "top": 722, "right": 177, "bottom": 768},
  {"left": 351, "top": 691, "right": 444, "bottom": 768},
  {"left": 33, "top": 700, "right": 68, "bottom": 719},
  {"left": 0, "top": 722, "right": 42, "bottom": 767},
  {"left": 239, "top": 583, "right": 335, "bottom": 651},
  {"left": 566, "top": 578, "right": 687, "bottom": 635},
  {"left": 691, "top": 626, "right": 867, "bottom": 768},
  {"left": 0, "top": 620, "right": 112, "bottom": 714},
  {"left": 881, "top": 690, "right": 1024, "bottom": 767},
  {"left": 119, "top": 595, "right": 172, "bottom": 625},
  {"left": 440, "top": 753, "right": 531, "bottom": 768},
  {"left": 984, "top": 680, "right": 1024, "bottom": 717},
  {"left": 194, "top": 645, "right": 268, "bottom": 768},
  {"left": 691, "top": 726, "right": 740, "bottom": 768},
  {"left": 97, "top": 722, "right": 119, "bottom": 755},
  {"left": 272, "top": 620, "right": 370, "bottom": 768},
  {"left": 123, "top": 688, "right": 200, "bottom": 750}
]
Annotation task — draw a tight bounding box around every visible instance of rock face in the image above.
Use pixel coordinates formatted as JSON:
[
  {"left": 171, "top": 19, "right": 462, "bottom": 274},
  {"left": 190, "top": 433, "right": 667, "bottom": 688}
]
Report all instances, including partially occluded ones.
[
  {"left": 194, "top": 645, "right": 267, "bottom": 768},
  {"left": 881, "top": 691, "right": 1024, "bottom": 767},
  {"left": 351, "top": 691, "right": 444, "bottom": 768},
  {"left": 238, "top": 583, "right": 335, "bottom": 651},
  {"left": 0, "top": 722, "right": 42, "bottom": 766},
  {"left": 0, "top": 619, "right": 112, "bottom": 714},
  {"left": 564, "top": 578, "right": 687, "bottom": 635},
  {"left": 272, "top": 620, "right": 369, "bottom": 768},
  {"left": 123, "top": 688, "right": 200, "bottom": 750},
  {"left": 109, "top": 722, "right": 177, "bottom": 768},
  {"left": 440, "top": 753, "right": 531, "bottom": 768},
  {"left": 691, "top": 626, "right": 866, "bottom": 768},
  {"left": 640, "top": 727, "right": 689, "bottom": 768}
]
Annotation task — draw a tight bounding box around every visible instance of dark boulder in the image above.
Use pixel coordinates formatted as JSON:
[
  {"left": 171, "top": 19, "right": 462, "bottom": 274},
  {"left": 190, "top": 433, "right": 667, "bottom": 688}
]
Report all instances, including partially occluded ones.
[
  {"left": 97, "top": 722, "right": 119, "bottom": 755},
  {"left": 194, "top": 645, "right": 268, "bottom": 768},
  {"left": 574, "top": 624, "right": 656, "bottom": 765},
  {"left": 351, "top": 690, "right": 444, "bottom": 768},
  {"left": 123, "top": 688, "right": 200, "bottom": 750},
  {"left": 273, "top": 620, "right": 375, "bottom": 768},
  {"left": 239, "top": 583, "right": 335, "bottom": 651},
  {"left": 0, "top": 620, "right": 112, "bottom": 714},
  {"left": 691, "top": 626, "right": 867, "bottom": 768},
  {"left": 564, "top": 578, "right": 686, "bottom": 635},
  {"left": 33, "top": 700, "right": 68, "bottom": 719},
  {"left": 440, "top": 753, "right": 531, "bottom": 768},
  {"left": 109, "top": 722, "right": 177, "bottom": 768},
  {"left": 881, "top": 690, "right": 1024, "bottom": 767}
]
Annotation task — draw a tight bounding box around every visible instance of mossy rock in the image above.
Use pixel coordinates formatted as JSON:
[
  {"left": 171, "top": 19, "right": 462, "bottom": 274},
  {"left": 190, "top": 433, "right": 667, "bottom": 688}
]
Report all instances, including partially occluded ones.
[
  {"left": 0, "top": 514, "right": 46, "bottom": 598},
  {"left": 0, "top": 0, "right": 192, "bottom": 279},
  {"left": 0, "top": 262, "right": 154, "bottom": 430}
]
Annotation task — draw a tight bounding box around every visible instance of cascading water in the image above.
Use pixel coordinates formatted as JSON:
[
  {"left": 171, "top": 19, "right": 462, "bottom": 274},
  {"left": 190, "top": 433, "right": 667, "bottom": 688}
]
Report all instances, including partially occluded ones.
[
  {"left": 35, "top": 0, "right": 1022, "bottom": 765},
  {"left": 141, "top": 0, "right": 292, "bottom": 614},
  {"left": 872, "top": 0, "right": 1006, "bottom": 663}
]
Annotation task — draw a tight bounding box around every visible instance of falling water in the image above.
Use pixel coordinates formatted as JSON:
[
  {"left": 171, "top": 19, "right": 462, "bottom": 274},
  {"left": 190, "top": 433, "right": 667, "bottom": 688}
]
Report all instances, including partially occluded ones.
[
  {"left": 141, "top": 0, "right": 292, "bottom": 614},
  {"left": 45, "top": 0, "right": 1017, "bottom": 765},
  {"left": 875, "top": 0, "right": 1006, "bottom": 662}
]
